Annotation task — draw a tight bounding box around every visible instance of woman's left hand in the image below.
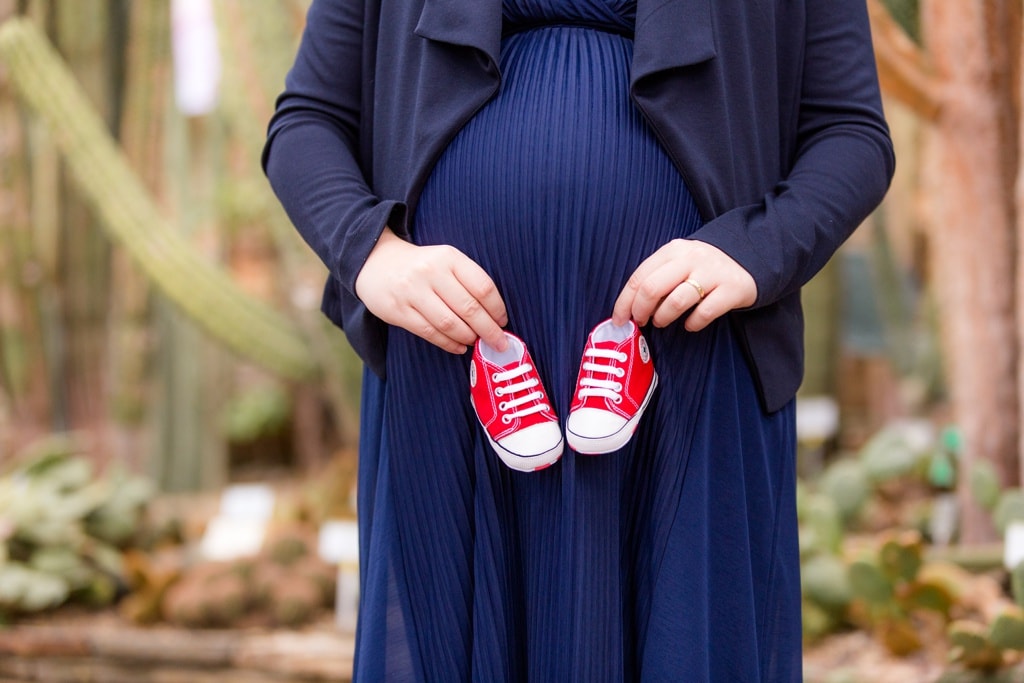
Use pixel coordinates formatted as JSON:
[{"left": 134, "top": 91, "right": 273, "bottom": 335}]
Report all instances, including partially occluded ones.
[{"left": 612, "top": 239, "right": 757, "bottom": 331}]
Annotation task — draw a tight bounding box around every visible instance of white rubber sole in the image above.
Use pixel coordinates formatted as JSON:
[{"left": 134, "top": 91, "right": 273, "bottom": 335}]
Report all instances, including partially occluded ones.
[
  {"left": 566, "top": 372, "right": 659, "bottom": 455},
  {"left": 487, "top": 434, "right": 564, "bottom": 472}
]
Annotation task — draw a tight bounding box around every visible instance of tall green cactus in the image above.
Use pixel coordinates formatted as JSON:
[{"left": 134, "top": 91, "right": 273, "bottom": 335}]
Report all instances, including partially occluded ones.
[{"left": 0, "top": 17, "right": 316, "bottom": 381}]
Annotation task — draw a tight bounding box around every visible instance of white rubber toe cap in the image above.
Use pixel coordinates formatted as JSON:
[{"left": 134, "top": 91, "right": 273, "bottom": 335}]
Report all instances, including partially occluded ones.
[
  {"left": 566, "top": 408, "right": 632, "bottom": 454},
  {"left": 491, "top": 423, "right": 564, "bottom": 472}
]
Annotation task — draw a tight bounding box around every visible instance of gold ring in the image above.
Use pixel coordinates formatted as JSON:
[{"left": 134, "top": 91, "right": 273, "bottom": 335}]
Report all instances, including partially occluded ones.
[{"left": 684, "top": 278, "right": 706, "bottom": 300}]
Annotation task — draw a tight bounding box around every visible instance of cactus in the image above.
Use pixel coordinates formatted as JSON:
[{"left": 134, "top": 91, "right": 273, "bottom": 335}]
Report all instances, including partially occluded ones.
[
  {"left": 844, "top": 530, "right": 959, "bottom": 656},
  {"left": 802, "top": 553, "right": 852, "bottom": 611},
  {"left": 857, "top": 426, "right": 923, "bottom": 484},
  {"left": 158, "top": 526, "right": 335, "bottom": 629},
  {"left": 798, "top": 494, "right": 843, "bottom": 558},
  {"left": 292, "top": 555, "right": 337, "bottom": 606},
  {"left": 222, "top": 385, "right": 292, "bottom": 443},
  {"left": 994, "top": 489, "right": 1024, "bottom": 536},
  {"left": 970, "top": 460, "right": 1002, "bottom": 512},
  {"left": 0, "top": 18, "right": 316, "bottom": 381},
  {"left": 205, "top": 573, "right": 251, "bottom": 626},
  {"left": 848, "top": 554, "right": 894, "bottom": 605},
  {"left": 266, "top": 526, "right": 315, "bottom": 567},
  {"left": 879, "top": 529, "right": 923, "bottom": 582},
  {"left": 269, "top": 576, "right": 322, "bottom": 627},
  {"left": 949, "top": 620, "right": 1006, "bottom": 670},
  {"left": 988, "top": 607, "right": 1024, "bottom": 651},
  {"left": 819, "top": 459, "right": 871, "bottom": 524},
  {"left": 901, "top": 579, "right": 955, "bottom": 616},
  {"left": 875, "top": 614, "right": 923, "bottom": 656},
  {"left": 1010, "top": 562, "right": 1024, "bottom": 610}
]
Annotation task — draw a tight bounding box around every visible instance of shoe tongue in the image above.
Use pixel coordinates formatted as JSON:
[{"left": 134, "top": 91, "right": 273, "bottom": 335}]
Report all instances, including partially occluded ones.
[
  {"left": 480, "top": 335, "right": 523, "bottom": 366},
  {"left": 592, "top": 320, "right": 632, "bottom": 345}
]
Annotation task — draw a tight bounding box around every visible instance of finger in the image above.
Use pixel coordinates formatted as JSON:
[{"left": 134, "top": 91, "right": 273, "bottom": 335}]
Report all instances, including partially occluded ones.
[
  {"left": 402, "top": 308, "right": 470, "bottom": 355},
  {"left": 612, "top": 253, "right": 671, "bottom": 325},
  {"left": 410, "top": 287, "right": 480, "bottom": 348},
  {"left": 626, "top": 260, "right": 696, "bottom": 326},
  {"left": 611, "top": 291, "right": 634, "bottom": 327},
  {"left": 430, "top": 276, "right": 508, "bottom": 351},
  {"left": 452, "top": 259, "right": 507, "bottom": 323},
  {"left": 682, "top": 286, "right": 730, "bottom": 332},
  {"left": 650, "top": 279, "right": 704, "bottom": 328},
  {"left": 448, "top": 262, "right": 509, "bottom": 350}
]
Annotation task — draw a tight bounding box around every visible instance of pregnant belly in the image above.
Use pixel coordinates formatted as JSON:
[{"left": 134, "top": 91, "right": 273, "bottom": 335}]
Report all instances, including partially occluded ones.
[{"left": 412, "top": 26, "right": 701, "bottom": 317}]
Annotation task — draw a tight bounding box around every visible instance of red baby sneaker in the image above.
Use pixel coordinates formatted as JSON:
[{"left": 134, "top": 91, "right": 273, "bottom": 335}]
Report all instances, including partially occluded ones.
[
  {"left": 566, "top": 319, "right": 658, "bottom": 454},
  {"left": 471, "top": 332, "right": 563, "bottom": 472}
]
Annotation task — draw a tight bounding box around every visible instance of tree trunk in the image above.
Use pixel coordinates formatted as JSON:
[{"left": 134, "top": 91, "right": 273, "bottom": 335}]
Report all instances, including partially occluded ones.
[{"left": 922, "top": 0, "right": 1020, "bottom": 542}]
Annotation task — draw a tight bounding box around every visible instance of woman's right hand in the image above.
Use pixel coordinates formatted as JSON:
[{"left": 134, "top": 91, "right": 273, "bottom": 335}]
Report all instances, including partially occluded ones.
[{"left": 354, "top": 228, "right": 509, "bottom": 354}]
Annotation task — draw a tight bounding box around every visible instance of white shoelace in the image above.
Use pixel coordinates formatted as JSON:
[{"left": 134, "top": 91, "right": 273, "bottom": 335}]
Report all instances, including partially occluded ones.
[
  {"left": 493, "top": 363, "right": 550, "bottom": 424},
  {"left": 578, "top": 348, "right": 627, "bottom": 403}
]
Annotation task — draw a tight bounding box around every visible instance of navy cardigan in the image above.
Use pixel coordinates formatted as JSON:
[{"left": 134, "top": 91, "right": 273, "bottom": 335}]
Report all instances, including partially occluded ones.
[{"left": 263, "top": 0, "right": 895, "bottom": 413}]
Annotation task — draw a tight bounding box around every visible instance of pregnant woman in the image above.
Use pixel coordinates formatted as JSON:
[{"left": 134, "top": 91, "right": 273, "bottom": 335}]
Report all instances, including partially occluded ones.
[{"left": 264, "top": 1, "right": 894, "bottom": 680}]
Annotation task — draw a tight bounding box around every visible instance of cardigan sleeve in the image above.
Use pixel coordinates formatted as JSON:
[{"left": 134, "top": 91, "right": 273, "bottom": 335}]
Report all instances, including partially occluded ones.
[
  {"left": 262, "top": 0, "right": 404, "bottom": 301},
  {"left": 688, "top": 0, "right": 895, "bottom": 308}
]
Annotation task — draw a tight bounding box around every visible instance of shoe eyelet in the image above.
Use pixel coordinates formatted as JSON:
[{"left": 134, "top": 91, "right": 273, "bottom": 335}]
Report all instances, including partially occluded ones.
[
  {"left": 616, "top": 368, "right": 625, "bottom": 378},
  {"left": 615, "top": 382, "right": 623, "bottom": 392},
  {"left": 501, "top": 415, "right": 513, "bottom": 425},
  {"left": 617, "top": 353, "right": 628, "bottom": 362},
  {"left": 613, "top": 396, "right": 623, "bottom": 404},
  {"left": 494, "top": 387, "right": 505, "bottom": 397},
  {"left": 491, "top": 373, "right": 500, "bottom": 382},
  {"left": 499, "top": 401, "right": 509, "bottom": 411}
]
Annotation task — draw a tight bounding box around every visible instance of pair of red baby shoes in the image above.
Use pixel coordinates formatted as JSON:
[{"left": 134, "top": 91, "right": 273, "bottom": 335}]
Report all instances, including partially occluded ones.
[{"left": 469, "top": 319, "right": 658, "bottom": 472}]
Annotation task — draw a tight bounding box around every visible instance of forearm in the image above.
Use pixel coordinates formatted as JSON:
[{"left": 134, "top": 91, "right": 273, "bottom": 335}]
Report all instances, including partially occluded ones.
[
  {"left": 690, "top": 124, "right": 893, "bottom": 307},
  {"left": 264, "top": 117, "right": 403, "bottom": 295},
  {"left": 689, "top": 0, "right": 895, "bottom": 308},
  {"left": 262, "top": 0, "right": 406, "bottom": 297}
]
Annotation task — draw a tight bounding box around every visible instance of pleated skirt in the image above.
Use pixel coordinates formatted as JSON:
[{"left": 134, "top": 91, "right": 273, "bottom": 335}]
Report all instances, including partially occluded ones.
[{"left": 353, "top": 24, "right": 802, "bottom": 682}]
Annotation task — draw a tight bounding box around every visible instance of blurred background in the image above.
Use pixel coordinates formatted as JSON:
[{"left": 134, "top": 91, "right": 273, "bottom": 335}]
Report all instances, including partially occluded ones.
[{"left": 1, "top": 0, "right": 1023, "bottom": 681}]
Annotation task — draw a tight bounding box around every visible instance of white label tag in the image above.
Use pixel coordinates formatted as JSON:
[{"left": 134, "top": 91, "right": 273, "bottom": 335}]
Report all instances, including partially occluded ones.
[
  {"left": 220, "top": 483, "right": 276, "bottom": 521},
  {"left": 1005, "top": 521, "right": 1024, "bottom": 569},
  {"left": 171, "top": 0, "right": 221, "bottom": 115},
  {"left": 199, "top": 516, "right": 266, "bottom": 561},
  {"left": 319, "top": 519, "right": 360, "bottom": 565}
]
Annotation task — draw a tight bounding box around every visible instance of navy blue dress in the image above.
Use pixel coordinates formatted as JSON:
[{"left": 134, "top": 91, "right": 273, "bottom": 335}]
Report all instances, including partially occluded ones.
[{"left": 355, "top": 1, "right": 802, "bottom": 680}]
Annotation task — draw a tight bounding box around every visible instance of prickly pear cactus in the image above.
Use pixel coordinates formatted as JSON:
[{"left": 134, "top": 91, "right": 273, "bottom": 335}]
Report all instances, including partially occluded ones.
[
  {"left": 949, "top": 620, "right": 1006, "bottom": 670},
  {"left": 819, "top": 459, "right": 871, "bottom": 525},
  {"left": 988, "top": 608, "right": 1024, "bottom": 651}
]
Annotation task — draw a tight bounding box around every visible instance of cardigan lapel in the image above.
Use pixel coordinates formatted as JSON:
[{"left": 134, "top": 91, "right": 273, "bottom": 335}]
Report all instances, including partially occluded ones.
[
  {"left": 415, "top": 0, "right": 503, "bottom": 67},
  {"left": 415, "top": 0, "right": 714, "bottom": 85},
  {"left": 632, "top": 0, "right": 716, "bottom": 85}
]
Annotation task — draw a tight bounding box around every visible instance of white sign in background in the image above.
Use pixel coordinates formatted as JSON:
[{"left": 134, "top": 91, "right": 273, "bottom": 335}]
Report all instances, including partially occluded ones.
[{"left": 171, "top": 0, "right": 221, "bottom": 116}]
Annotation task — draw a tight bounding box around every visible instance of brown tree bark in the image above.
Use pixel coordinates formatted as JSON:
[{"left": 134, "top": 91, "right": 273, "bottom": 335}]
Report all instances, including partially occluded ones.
[
  {"left": 921, "top": 0, "right": 1020, "bottom": 542},
  {"left": 868, "top": 0, "right": 941, "bottom": 121}
]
